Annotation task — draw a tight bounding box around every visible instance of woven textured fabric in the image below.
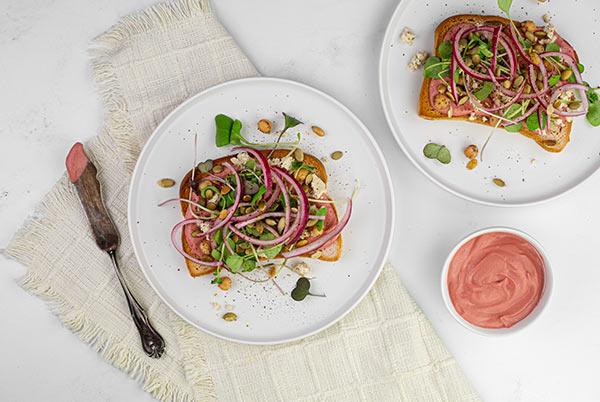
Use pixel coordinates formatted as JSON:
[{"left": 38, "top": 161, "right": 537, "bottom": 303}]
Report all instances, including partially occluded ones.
[{"left": 3, "top": 1, "right": 480, "bottom": 401}]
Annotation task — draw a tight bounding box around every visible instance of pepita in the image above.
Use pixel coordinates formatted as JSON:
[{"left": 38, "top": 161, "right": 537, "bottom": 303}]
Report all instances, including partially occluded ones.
[
  {"left": 212, "top": 165, "right": 224, "bottom": 174},
  {"left": 306, "top": 219, "right": 318, "bottom": 227},
  {"left": 513, "top": 75, "right": 525, "bottom": 88},
  {"left": 458, "top": 96, "right": 469, "bottom": 106},
  {"left": 191, "top": 230, "right": 202, "bottom": 238},
  {"left": 222, "top": 312, "right": 237, "bottom": 321},
  {"left": 242, "top": 195, "right": 252, "bottom": 202},
  {"left": 305, "top": 174, "right": 314, "bottom": 185},
  {"left": 277, "top": 217, "right": 286, "bottom": 233},
  {"left": 525, "top": 31, "right": 537, "bottom": 43},
  {"left": 466, "top": 159, "right": 478, "bottom": 170},
  {"left": 157, "top": 178, "right": 176, "bottom": 188},
  {"left": 207, "top": 202, "right": 217, "bottom": 210},
  {"left": 311, "top": 126, "right": 325, "bottom": 137},
  {"left": 331, "top": 151, "right": 344, "bottom": 160},
  {"left": 561, "top": 69, "right": 573, "bottom": 81},
  {"left": 257, "top": 119, "right": 272, "bottom": 133},
  {"left": 265, "top": 218, "right": 277, "bottom": 226},
  {"left": 493, "top": 178, "right": 506, "bottom": 187},
  {"left": 296, "top": 240, "right": 309, "bottom": 247},
  {"left": 293, "top": 148, "right": 305, "bottom": 162},
  {"left": 436, "top": 84, "right": 447, "bottom": 93},
  {"left": 569, "top": 101, "right": 582, "bottom": 110},
  {"left": 219, "top": 209, "right": 228, "bottom": 220}
]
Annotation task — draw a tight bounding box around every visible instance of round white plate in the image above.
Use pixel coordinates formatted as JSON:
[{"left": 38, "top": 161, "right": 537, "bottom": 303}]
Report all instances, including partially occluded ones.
[
  {"left": 128, "top": 77, "right": 394, "bottom": 344},
  {"left": 380, "top": 0, "right": 600, "bottom": 206}
]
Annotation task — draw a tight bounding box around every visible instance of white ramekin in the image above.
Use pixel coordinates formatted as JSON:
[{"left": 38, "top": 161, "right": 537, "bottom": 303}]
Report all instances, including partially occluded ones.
[{"left": 441, "top": 226, "right": 553, "bottom": 336}]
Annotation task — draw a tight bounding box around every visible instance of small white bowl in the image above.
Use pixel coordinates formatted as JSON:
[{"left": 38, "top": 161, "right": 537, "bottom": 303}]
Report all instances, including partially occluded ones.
[{"left": 441, "top": 227, "right": 553, "bottom": 336}]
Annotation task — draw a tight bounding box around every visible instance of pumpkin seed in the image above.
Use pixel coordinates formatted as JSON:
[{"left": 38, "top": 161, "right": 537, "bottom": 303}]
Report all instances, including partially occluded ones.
[
  {"left": 191, "top": 230, "right": 202, "bottom": 237},
  {"left": 466, "top": 159, "right": 478, "bottom": 170},
  {"left": 530, "top": 52, "right": 541, "bottom": 65},
  {"left": 257, "top": 119, "right": 272, "bottom": 133},
  {"left": 561, "top": 69, "right": 573, "bottom": 81},
  {"left": 242, "top": 195, "right": 252, "bottom": 202},
  {"left": 502, "top": 80, "right": 512, "bottom": 89},
  {"left": 257, "top": 200, "right": 267, "bottom": 211},
  {"left": 220, "top": 186, "right": 230, "bottom": 195},
  {"left": 204, "top": 189, "right": 214, "bottom": 199},
  {"left": 207, "top": 202, "right": 217, "bottom": 210},
  {"left": 199, "top": 180, "right": 212, "bottom": 189},
  {"left": 212, "top": 165, "right": 223, "bottom": 174},
  {"left": 296, "top": 240, "right": 309, "bottom": 247},
  {"left": 277, "top": 217, "right": 286, "bottom": 233},
  {"left": 311, "top": 126, "right": 325, "bottom": 137},
  {"left": 525, "top": 31, "right": 537, "bottom": 43},
  {"left": 306, "top": 219, "right": 318, "bottom": 227},
  {"left": 569, "top": 101, "right": 582, "bottom": 110},
  {"left": 157, "top": 178, "right": 176, "bottom": 188},
  {"left": 534, "top": 30, "right": 547, "bottom": 38},
  {"left": 293, "top": 148, "right": 305, "bottom": 162},
  {"left": 493, "top": 178, "right": 506, "bottom": 187},
  {"left": 265, "top": 218, "right": 277, "bottom": 226},
  {"left": 305, "top": 174, "right": 314, "bottom": 185},
  {"left": 331, "top": 151, "right": 343, "bottom": 160},
  {"left": 255, "top": 221, "right": 265, "bottom": 234},
  {"left": 534, "top": 44, "right": 545, "bottom": 53},
  {"left": 458, "top": 96, "right": 469, "bottom": 105},
  {"left": 437, "top": 84, "right": 447, "bottom": 93},
  {"left": 218, "top": 209, "right": 228, "bottom": 220},
  {"left": 222, "top": 312, "right": 237, "bottom": 321},
  {"left": 513, "top": 75, "right": 525, "bottom": 88}
]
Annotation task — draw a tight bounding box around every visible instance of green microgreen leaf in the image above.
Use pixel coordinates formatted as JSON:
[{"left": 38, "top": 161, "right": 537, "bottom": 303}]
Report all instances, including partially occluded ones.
[
  {"left": 504, "top": 122, "right": 523, "bottom": 132},
  {"left": 587, "top": 102, "right": 600, "bottom": 127},
  {"left": 211, "top": 249, "right": 221, "bottom": 261},
  {"left": 225, "top": 254, "right": 244, "bottom": 273},
  {"left": 545, "top": 42, "right": 561, "bottom": 53},
  {"left": 197, "top": 159, "right": 213, "bottom": 173},
  {"left": 251, "top": 185, "right": 266, "bottom": 206},
  {"left": 437, "top": 40, "right": 453, "bottom": 59},
  {"left": 526, "top": 111, "right": 547, "bottom": 131},
  {"left": 474, "top": 81, "right": 494, "bottom": 101},
  {"left": 283, "top": 113, "right": 302, "bottom": 133},
  {"left": 497, "top": 0, "right": 513, "bottom": 16},
  {"left": 215, "top": 114, "right": 234, "bottom": 147},
  {"left": 478, "top": 43, "right": 493, "bottom": 59},
  {"left": 548, "top": 74, "right": 561, "bottom": 87},
  {"left": 229, "top": 119, "right": 243, "bottom": 145},
  {"left": 315, "top": 206, "right": 327, "bottom": 231},
  {"left": 578, "top": 63, "right": 585, "bottom": 73},
  {"left": 423, "top": 56, "right": 450, "bottom": 78}
]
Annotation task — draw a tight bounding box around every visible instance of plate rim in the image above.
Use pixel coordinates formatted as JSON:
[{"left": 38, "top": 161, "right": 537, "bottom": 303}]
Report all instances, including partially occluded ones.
[
  {"left": 378, "top": 0, "right": 599, "bottom": 207},
  {"left": 128, "top": 76, "right": 396, "bottom": 345}
]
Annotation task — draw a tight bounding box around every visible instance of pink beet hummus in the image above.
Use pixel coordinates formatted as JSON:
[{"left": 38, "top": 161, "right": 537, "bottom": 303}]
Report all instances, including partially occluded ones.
[{"left": 447, "top": 231, "right": 545, "bottom": 329}]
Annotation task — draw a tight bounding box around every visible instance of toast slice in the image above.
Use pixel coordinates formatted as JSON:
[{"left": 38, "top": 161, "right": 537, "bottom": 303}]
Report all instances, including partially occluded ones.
[
  {"left": 179, "top": 149, "right": 342, "bottom": 277},
  {"left": 418, "top": 14, "right": 579, "bottom": 152}
]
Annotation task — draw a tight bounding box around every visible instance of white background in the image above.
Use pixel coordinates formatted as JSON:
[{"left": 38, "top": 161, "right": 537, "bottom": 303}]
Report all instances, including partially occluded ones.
[{"left": 1, "top": 0, "right": 599, "bottom": 401}]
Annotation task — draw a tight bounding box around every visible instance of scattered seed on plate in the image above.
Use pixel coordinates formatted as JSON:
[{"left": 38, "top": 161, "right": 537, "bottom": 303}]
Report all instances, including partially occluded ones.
[
  {"left": 493, "top": 178, "right": 506, "bottom": 187},
  {"left": 466, "top": 159, "right": 478, "bottom": 170},
  {"left": 157, "top": 178, "right": 176, "bottom": 188},
  {"left": 222, "top": 312, "right": 237, "bottom": 321},
  {"left": 218, "top": 277, "right": 232, "bottom": 291},
  {"left": 464, "top": 144, "right": 478, "bottom": 160},
  {"left": 257, "top": 119, "right": 272, "bottom": 133},
  {"left": 293, "top": 148, "right": 305, "bottom": 162},
  {"left": 311, "top": 126, "right": 325, "bottom": 137},
  {"left": 331, "top": 151, "right": 343, "bottom": 160}
]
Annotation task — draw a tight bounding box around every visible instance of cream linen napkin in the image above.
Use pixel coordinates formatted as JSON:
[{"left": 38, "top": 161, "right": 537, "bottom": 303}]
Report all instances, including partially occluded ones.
[{"left": 4, "top": 1, "right": 480, "bottom": 400}]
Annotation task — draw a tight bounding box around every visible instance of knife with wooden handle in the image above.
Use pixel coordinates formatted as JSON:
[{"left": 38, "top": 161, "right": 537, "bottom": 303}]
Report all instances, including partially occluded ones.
[{"left": 66, "top": 143, "right": 165, "bottom": 358}]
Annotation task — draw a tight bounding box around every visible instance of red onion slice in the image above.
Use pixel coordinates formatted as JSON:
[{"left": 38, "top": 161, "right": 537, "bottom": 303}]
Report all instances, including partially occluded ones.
[
  {"left": 231, "top": 183, "right": 281, "bottom": 222},
  {"left": 528, "top": 64, "right": 549, "bottom": 108},
  {"left": 541, "top": 52, "right": 583, "bottom": 84},
  {"left": 491, "top": 25, "right": 502, "bottom": 72},
  {"left": 282, "top": 199, "right": 352, "bottom": 259},
  {"left": 453, "top": 26, "right": 490, "bottom": 81},
  {"left": 272, "top": 167, "right": 309, "bottom": 244},
  {"left": 508, "top": 22, "right": 533, "bottom": 65},
  {"left": 272, "top": 171, "right": 291, "bottom": 233},
  {"left": 549, "top": 83, "right": 590, "bottom": 117},
  {"left": 170, "top": 219, "right": 223, "bottom": 267},
  {"left": 233, "top": 147, "right": 273, "bottom": 197}
]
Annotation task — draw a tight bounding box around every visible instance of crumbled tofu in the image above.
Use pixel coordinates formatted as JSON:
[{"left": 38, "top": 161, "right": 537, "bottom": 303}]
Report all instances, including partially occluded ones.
[
  {"left": 400, "top": 27, "right": 416, "bottom": 45},
  {"left": 231, "top": 151, "right": 250, "bottom": 168},
  {"left": 544, "top": 23, "right": 556, "bottom": 41},
  {"left": 408, "top": 51, "right": 429, "bottom": 71},
  {"left": 542, "top": 13, "right": 552, "bottom": 23},
  {"left": 198, "top": 222, "right": 210, "bottom": 233},
  {"left": 468, "top": 113, "right": 477, "bottom": 121},
  {"left": 481, "top": 116, "right": 488, "bottom": 122},
  {"left": 310, "top": 174, "right": 327, "bottom": 198},
  {"left": 291, "top": 262, "right": 311, "bottom": 277},
  {"left": 269, "top": 156, "right": 294, "bottom": 170},
  {"left": 530, "top": 158, "right": 537, "bottom": 166}
]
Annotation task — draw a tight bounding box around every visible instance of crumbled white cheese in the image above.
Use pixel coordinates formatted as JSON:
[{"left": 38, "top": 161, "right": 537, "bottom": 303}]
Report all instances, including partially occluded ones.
[
  {"left": 230, "top": 151, "right": 250, "bottom": 168},
  {"left": 542, "top": 13, "right": 552, "bottom": 23},
  {"left": 208, "top": 193, "right": 219, "bottom": 205},
  {"left": 544, "top": 23, "right": 556, "bottom": 41},
  {"left": 269, "top": 156, "right": 294, "bottom": 170},
  {"left": 447, "top": 107, "right": 453, "bottom": 119},
  {"left": 198, "top": 222, "right": 210, "bottom": 233},
  {"left": 468, "top": 113, "right": 477, "bottom": 121},
  {"left": 408, "top": 51, "right": 428, "bottom": 71},
  {"left": 310, "top": 174, "right": 327, "bottom": 198},
  {"left": 400, "top": 27, "right": 416, "bottom": 45},
  {"left": 481, "top": 116, "right": 488, "bottom": 122},
  {"left": 530, "top": 158, "right": 537, "bottom": 166},
  {"left": 291, "top": 262, "right": 311, "bottom": 277}
]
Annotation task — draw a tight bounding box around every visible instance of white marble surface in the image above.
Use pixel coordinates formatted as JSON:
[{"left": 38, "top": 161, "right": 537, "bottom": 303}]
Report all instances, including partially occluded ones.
[{"left": 1, "top": 0, "right": 599, "bottom": 401}]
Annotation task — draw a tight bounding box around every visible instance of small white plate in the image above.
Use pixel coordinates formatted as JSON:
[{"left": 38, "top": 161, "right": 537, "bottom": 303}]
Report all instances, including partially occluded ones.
[
  {"left": 379, "top": 0, "right": 600, "bottom": 206},
  {"left": 128, "top": 77, "right": 394, "bottom": 344}
]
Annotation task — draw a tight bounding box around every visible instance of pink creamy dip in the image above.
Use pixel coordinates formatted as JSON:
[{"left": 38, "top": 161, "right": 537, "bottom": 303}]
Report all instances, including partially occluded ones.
[
  {"left": 429, "top": 23, "right": 577, "bottom": 117},
  {"left": 447, "top": 232, "right": 545, "bottom": 329}
]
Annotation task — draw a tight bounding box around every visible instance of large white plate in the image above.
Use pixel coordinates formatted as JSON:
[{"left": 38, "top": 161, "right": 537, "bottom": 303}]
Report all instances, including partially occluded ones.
[
  {"left": 128, "top": 78, "right": 394, "bottom": 344},
  {"left": 380, "top": 0, "right": 600, "bottom": 206}
]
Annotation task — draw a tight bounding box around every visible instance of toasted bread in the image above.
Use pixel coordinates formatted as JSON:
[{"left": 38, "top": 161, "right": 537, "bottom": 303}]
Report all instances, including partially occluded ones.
[
  {"left": 418, "top": 14, "right": 578, "bottom": 152},
  {"left": 179, "top": 149, "right": 342, "bottom": 277}
]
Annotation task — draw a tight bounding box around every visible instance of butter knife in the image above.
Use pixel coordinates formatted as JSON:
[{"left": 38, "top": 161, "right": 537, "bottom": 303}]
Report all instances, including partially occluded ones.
[{"left": 66, "top": 142, "right": 165, "bottom": 358}]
